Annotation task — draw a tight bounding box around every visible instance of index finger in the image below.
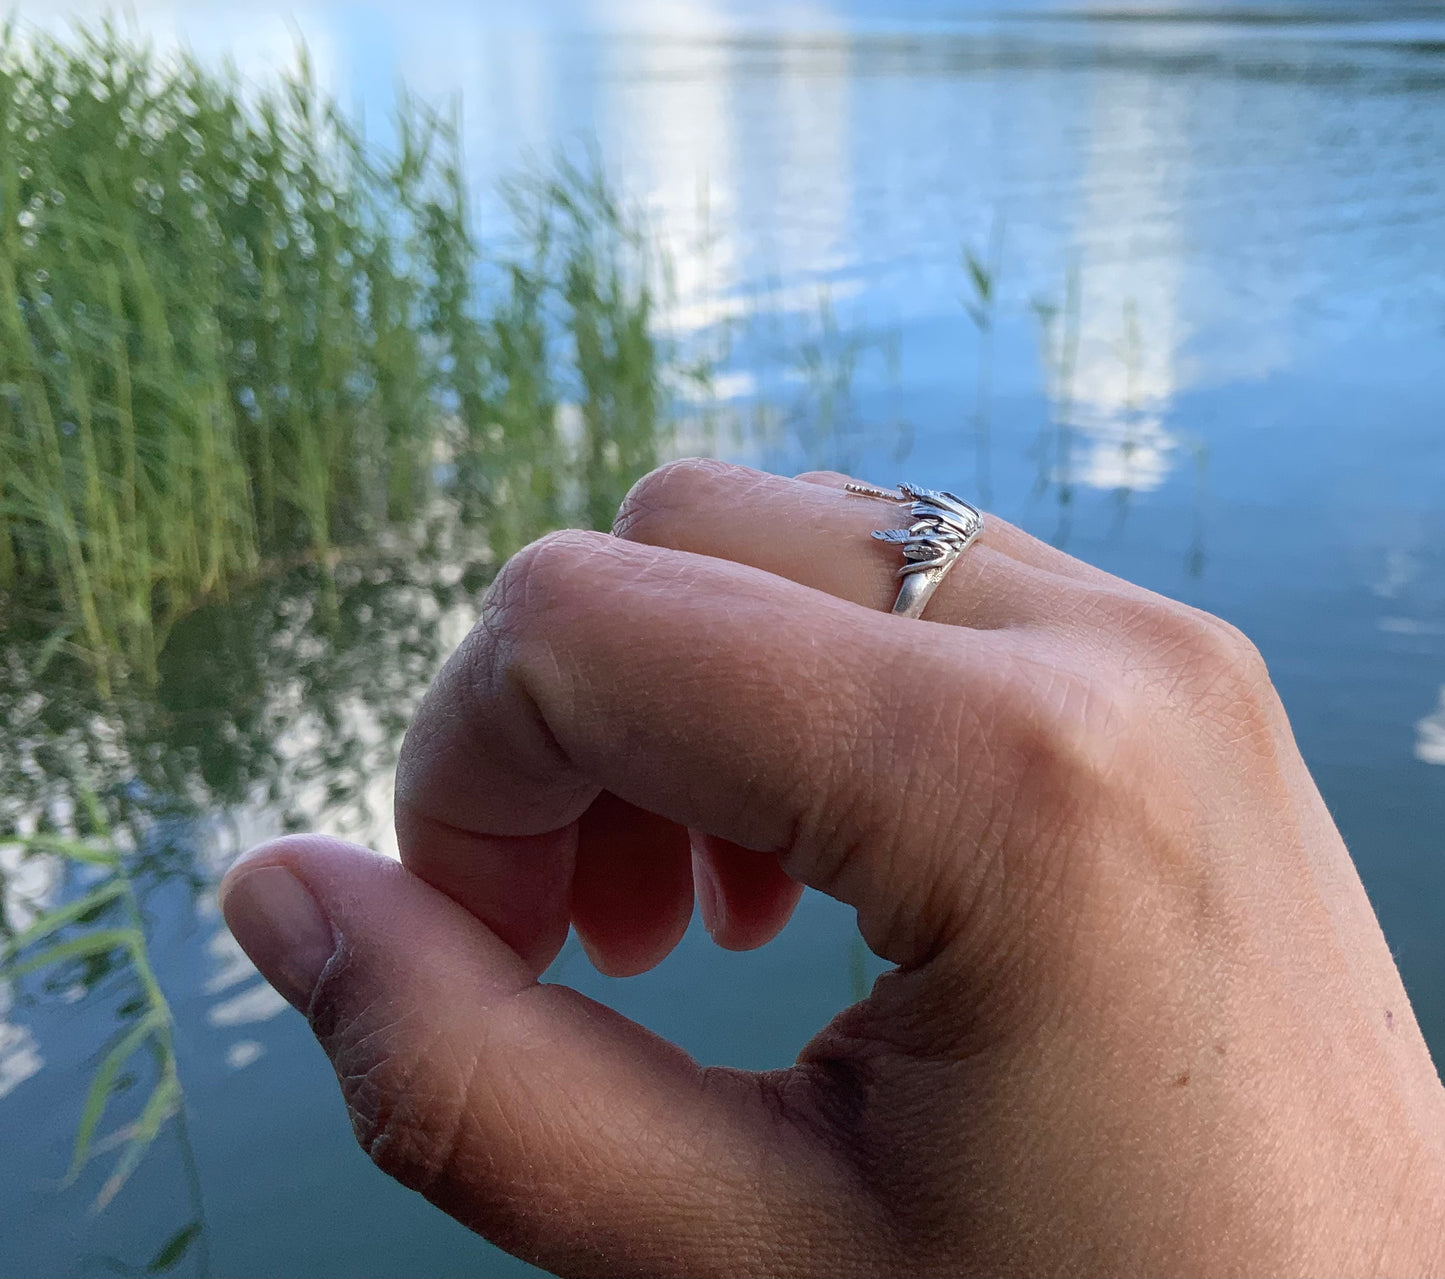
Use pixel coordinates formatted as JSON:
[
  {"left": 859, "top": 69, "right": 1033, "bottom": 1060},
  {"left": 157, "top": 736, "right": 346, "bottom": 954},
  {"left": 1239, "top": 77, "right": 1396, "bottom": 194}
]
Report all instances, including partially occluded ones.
[{"left": 394, "top": 528, "right": 1017, "bottom": 975}]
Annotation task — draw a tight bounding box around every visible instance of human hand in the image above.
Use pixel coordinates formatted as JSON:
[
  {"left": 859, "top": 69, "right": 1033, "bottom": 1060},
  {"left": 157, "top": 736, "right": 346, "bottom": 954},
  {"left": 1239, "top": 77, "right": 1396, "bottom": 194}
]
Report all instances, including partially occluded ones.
[{"left": 220, "top": 460, "right": 1445, "bottom": 1277}]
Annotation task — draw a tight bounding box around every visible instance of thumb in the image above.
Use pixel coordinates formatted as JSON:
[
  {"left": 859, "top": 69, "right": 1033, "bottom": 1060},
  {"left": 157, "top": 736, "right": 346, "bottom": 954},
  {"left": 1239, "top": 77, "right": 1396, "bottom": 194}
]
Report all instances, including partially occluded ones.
[{"left": 219, "top": 836, "right": 863, "bottom": 1278}]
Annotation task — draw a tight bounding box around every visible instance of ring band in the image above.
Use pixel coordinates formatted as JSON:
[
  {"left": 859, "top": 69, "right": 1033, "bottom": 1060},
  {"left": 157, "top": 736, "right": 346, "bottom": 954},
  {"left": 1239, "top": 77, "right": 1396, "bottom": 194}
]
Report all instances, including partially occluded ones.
[{"left": 846, "top": 482, "right": 984, "bottom": 620}]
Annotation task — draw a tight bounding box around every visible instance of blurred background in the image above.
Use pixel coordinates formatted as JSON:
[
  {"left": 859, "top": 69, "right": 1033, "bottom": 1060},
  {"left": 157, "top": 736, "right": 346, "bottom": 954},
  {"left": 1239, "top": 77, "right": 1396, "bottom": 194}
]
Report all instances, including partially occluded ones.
[{"left": 1, "top": 2, "right": 1442, "bottom": 1275}]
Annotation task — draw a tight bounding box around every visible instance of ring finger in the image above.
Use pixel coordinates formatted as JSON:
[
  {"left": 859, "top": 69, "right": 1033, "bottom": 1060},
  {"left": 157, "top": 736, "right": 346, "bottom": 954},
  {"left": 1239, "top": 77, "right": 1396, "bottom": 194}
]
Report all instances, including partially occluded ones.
[{"left": 612, "top": 459, "right": 1105, "bottom": 632}]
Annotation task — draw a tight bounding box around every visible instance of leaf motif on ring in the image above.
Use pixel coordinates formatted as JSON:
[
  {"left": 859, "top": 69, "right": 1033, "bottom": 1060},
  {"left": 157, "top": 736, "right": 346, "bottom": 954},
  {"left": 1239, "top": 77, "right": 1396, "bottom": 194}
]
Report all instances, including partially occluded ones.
[{"left": 867, "top": 486, "right": 983, "bottom": 577}]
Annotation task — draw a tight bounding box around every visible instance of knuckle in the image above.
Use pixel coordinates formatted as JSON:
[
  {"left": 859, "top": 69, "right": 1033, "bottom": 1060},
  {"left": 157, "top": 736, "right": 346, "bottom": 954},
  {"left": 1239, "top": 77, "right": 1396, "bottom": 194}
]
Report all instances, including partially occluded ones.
[
  {"left": 611, "top": 456, "right": 735, "bottom": 539},
  {"left": 1090, "top": 595, "right": 1283, "bottom": 759},
  {"left": 837, "top": 651, "right": 1139, "bottom": 972},
  {"left": 987, "top": 652, "right": 1137, "bottom": 793},
  {"left": 841, "top": 648, "right": 1136, "bottom": 965},
  {"left": 400, "top": 529, "right": 617, "bottom": 819},
  {"left": 1139, "top": 602, "right": 1273, "bottom": 708},
  {"left": 958, "top": 659, "right": 1165, "bottom": 932},
  {"left": 1195, "top": 615, "right": 1270, "bottom": 685},
  {"left": 970, "top": 642, "right": 1109, "bottom": 784},
  {"left": 464, "top": 527, "right": 622, "bottom": 734},
  {"left": 461, "top": 528, "right": 610, "bottom": 704},
  {"left": 971, "top": 656, "right": 1143, "bottom": 861},
  {"left": 479, "top": 528, "right": 610, "bottom": 646},
  {"left": 792, "top": 469, "right": 851, "bottom": 487},
  {"left": 1158, "top": 604, "right": 1260, "bottom": 675}
]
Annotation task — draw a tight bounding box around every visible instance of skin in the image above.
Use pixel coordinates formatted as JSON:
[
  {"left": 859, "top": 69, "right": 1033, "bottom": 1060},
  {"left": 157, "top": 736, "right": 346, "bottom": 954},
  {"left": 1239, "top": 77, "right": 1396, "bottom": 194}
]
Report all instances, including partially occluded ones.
[{"left": 220, "top": 459, "right": 1445, "bottom": 1277}]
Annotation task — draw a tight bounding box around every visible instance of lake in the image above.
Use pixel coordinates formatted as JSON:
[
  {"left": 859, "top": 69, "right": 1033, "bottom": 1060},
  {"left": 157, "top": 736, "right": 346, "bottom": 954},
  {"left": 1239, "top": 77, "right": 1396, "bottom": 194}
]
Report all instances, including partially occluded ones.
[{"left": 2, "top": 2, "right": 1443, "bottom": 1276}]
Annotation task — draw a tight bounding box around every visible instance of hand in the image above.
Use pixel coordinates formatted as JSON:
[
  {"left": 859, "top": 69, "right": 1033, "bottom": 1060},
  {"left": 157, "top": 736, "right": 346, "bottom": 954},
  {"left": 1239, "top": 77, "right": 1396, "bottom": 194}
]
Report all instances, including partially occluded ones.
[{"left": 220, "top": 460, "right": 1445, "bottom": 1277}]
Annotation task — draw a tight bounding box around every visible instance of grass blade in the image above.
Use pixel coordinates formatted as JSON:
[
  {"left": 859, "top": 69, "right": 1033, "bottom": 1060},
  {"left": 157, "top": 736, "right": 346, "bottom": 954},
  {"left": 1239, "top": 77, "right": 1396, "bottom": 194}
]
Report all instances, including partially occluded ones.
[
  {"left": 69, "top": 1010, "right": 167, "bottom": 1179},
  {"left": 2, "top": 926, "right": 142, "bottom": 982},
  {"left": 2, "top": 881, "right": 126, "bottom": 962},
  {"left": 145, "top": 1220, "right": 202, "bottom": 1274},
  {"left": 94, "top": 1071, "right": 181, "bottom": 1211},
  {"left": 18, "top": 837, "right": 122, "bottom": 868}
]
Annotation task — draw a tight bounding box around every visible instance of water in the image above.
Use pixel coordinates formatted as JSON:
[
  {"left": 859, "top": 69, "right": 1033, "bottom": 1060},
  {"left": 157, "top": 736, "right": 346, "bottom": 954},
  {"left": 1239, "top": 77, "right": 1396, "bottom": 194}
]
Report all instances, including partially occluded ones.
[{"left": 3, "top": 2, "right": 1444, "bottom": 1275}]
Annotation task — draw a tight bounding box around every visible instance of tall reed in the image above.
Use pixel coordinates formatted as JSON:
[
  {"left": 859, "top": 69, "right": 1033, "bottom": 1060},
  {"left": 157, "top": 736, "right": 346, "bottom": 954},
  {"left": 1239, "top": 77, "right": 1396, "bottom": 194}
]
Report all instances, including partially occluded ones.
[{"left": 0, "top": 24, "right": 671, "bottom": 691}]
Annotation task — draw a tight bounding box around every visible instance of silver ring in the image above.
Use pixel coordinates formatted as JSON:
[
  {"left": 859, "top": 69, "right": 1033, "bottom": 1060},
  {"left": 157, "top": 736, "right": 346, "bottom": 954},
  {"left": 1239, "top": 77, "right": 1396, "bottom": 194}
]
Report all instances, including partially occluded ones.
[{"left": 846, "top": 482, "right": 984, "bottom": 620}]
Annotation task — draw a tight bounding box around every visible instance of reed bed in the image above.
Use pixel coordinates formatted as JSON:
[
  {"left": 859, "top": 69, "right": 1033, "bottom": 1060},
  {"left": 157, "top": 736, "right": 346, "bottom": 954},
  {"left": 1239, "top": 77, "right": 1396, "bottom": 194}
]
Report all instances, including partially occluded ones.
[{"left": 0, "top": 24, "right": 669, "bottom": 692}]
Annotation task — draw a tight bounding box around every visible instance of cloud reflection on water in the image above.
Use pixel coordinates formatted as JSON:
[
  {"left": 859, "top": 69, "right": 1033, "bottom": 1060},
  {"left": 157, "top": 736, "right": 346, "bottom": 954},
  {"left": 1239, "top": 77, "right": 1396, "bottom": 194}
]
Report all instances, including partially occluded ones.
[
  {"left": 1417, "top": 688, "right": 1445, "bottom": 767},
  {"left": 0, "top": 987, "right": 43, "bottom": 1102}
]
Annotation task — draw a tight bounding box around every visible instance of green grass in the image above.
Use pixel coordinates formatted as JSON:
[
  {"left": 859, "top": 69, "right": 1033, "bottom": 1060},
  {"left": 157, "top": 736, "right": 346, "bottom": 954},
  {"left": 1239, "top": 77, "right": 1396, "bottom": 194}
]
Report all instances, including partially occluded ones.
[
  {"left": 0, "top": 22, "right": 673, "bottom": 693},
  {"left": 2, "top": 793, "right": 209, "bottom": 1274}
]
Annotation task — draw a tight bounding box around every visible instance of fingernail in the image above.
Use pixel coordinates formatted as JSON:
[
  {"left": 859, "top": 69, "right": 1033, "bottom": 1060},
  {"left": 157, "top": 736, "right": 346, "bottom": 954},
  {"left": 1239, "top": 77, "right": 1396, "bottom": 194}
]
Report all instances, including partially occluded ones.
[
  {"left": 220, "top": 865, "right": 336, "bottom": 1011},
  {"left": 691, "top": 842, "right": 724, "bottom": 940}
]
